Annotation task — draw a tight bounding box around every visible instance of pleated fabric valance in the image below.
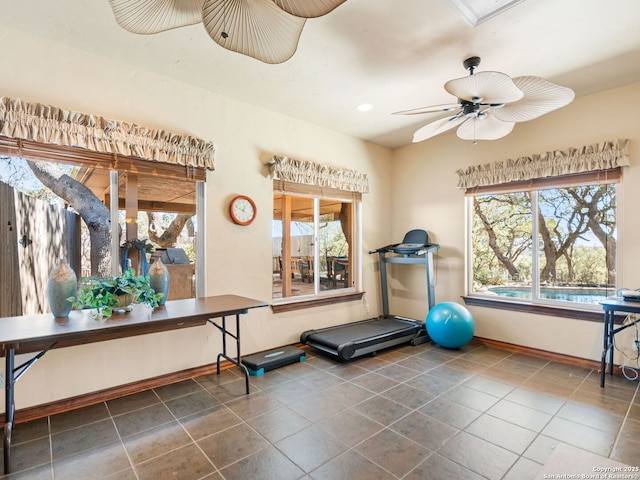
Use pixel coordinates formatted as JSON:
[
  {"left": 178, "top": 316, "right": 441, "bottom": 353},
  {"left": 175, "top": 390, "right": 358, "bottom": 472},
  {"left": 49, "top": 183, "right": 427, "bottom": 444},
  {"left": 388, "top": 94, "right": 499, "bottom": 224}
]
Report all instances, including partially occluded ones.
[
  {"left": 268, "top": 155, "right": 370, "bottom": 194},
  {"left": 0, "top": 97, "right": 216, "bottom": 170},
  {"left": 456, "top": 139, "right": 629, "bottom": 190}
]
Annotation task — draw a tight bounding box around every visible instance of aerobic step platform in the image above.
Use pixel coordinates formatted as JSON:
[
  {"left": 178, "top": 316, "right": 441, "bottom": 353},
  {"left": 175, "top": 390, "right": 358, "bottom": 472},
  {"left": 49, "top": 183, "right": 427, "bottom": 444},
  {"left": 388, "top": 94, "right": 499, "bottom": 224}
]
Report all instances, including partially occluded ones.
[{"left": 241, "top": 346, "right": 306, "bottom": 376}]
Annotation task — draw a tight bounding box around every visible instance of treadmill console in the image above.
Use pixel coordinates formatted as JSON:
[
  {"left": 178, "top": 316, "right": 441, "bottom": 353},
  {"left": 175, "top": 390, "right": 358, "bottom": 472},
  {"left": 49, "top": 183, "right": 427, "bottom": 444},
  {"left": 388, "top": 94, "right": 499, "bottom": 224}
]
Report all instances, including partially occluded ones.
[{"left": 391, "top": 243, "right": 428, "bottom": 255}]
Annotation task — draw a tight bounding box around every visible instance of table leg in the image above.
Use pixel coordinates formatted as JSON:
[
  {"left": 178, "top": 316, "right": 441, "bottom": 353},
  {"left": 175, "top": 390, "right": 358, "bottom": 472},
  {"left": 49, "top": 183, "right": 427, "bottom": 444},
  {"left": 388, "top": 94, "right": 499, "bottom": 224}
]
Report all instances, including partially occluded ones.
[
  {"left": 601, "top": 309, "right": 616, "bottom": 388},
  {"left": 216, "top": 316, "right": 227, "bottom": 375},
  {"left": 212, "top": 315, "right": 250, "bottom": 395},
  {"left": 608, "top": 322, "right": 615, "bottom": 376},
  {"left": 4, "top": 348, "right": 15, "bottom": 474},
  {"left": 234, "top": 314, "right": 250, "bottom": 395},
  {"left": 601, "top": 311, "right": 608, "bottom": 388}
]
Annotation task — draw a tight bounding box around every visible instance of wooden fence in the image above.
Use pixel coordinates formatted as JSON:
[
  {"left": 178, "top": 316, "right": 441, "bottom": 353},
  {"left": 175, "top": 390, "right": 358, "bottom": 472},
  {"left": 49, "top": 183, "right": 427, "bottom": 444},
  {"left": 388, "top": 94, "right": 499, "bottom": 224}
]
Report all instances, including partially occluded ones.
[{"left": 0, "top": 181, "right": 81, "bottom": 316}]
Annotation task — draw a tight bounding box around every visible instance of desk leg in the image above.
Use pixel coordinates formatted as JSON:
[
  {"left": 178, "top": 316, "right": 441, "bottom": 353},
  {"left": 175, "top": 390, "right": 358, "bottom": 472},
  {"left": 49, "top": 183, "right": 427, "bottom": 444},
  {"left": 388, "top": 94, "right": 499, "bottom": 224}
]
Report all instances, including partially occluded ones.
[
  {"left": 213, "top": 315, "right": 250, "bottom": 395},
  {"left": 234, "top": 314, "right": 250, "bottom": 395},
  {"left": 608, "top": 321, "right": 616, "bottom": 377},
  {"left": 601, "top": 310, "right": 614, "bottom": 388},
  {"left": 216, "top": 316, "right": 227, "bottom": 376},
  {"left": 4, "top": 348, "right": 15, "bottom": 474}
]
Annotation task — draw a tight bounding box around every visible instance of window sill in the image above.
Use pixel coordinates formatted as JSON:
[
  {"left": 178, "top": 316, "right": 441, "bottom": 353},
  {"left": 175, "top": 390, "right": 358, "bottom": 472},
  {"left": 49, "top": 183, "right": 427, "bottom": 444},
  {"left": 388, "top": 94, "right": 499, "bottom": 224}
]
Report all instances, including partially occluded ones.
[
  {"left": 461, "top": 296, "right": 605, "bottom": 323},
  {"left": 271, "top": 291, "right": 364, "bottom": 313}
]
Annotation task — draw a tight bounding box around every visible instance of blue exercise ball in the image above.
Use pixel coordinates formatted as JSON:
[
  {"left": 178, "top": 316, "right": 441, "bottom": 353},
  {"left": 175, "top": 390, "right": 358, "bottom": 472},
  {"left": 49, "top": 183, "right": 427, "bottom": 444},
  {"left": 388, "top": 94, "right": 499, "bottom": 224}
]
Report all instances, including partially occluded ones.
[{"left": 426, "top": 302, "right": 475, "bottom": 349}]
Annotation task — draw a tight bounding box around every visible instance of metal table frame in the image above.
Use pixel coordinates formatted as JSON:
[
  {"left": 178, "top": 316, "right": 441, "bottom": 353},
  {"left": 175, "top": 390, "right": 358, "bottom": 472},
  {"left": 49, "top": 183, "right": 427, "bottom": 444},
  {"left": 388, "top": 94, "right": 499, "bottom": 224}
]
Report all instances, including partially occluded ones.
[
  {"left": 600, "top": 297, "right": 640, "bottom": 387},
  {"left": 0, "top": 295, "right": 267, "bottom": 474},
  {"left": 209, "top": 315, "right": 252, "bottom": 395}
]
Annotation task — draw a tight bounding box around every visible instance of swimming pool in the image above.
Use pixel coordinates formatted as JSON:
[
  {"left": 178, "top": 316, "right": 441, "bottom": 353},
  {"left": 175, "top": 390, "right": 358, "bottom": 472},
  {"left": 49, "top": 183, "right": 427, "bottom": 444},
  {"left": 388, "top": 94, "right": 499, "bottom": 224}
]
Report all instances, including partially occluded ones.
[{"left": 487, "top": 286, "right": 612, "bottom": 304}]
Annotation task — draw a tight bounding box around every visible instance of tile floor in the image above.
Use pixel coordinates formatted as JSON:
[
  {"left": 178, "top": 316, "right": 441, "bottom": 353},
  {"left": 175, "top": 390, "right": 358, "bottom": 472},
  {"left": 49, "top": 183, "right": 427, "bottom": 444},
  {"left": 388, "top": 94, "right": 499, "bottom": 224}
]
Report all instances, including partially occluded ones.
[{"left": 2, "top": 340, "right": 639, "bottom": 479}]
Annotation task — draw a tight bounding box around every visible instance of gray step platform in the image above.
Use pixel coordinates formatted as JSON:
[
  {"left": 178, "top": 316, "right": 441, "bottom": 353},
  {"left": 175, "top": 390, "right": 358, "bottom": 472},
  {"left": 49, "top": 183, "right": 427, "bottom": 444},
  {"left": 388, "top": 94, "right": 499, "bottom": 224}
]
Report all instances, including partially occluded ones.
[{"left": 241, "top": 346, "right": 306, "bottom": 376}]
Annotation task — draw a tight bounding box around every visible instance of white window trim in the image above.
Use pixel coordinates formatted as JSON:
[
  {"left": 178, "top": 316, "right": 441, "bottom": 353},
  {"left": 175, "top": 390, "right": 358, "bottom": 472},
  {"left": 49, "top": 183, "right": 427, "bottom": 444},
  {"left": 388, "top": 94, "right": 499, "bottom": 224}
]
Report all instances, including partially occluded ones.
[
  {"left": 271, "top": 192, "right": 360, "bottom": 306},
  {"left": 465, "top": 184, "right": 619, "bottom": 313}
]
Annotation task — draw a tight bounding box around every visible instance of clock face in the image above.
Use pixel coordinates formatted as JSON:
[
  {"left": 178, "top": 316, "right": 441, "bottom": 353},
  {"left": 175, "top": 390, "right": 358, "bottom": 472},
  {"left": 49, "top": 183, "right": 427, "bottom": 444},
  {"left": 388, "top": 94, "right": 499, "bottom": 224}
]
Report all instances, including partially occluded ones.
[{"left": 230, "top": 195, "right": 257, "bottom": 225}]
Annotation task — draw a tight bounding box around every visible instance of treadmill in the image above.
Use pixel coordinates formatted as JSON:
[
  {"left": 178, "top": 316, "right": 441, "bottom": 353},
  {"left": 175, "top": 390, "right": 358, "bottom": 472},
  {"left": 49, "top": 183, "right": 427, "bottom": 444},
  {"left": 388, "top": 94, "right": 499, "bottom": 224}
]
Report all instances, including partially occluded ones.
[{"left": 300, "top": 229, "right": 439, "bottom": 361}]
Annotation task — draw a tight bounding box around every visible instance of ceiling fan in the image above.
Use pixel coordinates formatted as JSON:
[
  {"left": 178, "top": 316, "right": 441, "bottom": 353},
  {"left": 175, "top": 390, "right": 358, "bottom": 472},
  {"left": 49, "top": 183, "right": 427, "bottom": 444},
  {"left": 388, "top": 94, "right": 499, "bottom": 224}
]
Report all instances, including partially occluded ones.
[
  {"left": 107, "top": 0, "right": 346, "bottom": 64},
  {"left": 394, "top": 56, "right": 575, "bottom": 143}
]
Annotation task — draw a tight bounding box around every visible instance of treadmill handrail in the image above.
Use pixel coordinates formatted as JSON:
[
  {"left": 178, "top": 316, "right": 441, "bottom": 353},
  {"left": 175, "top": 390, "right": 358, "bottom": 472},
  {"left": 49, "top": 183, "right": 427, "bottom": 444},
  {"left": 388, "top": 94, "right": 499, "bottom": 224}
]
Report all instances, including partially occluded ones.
[
  {"left": 368, "top": 243, "right": 400, "bottom": 254},
  {"left": 368, "top": 242, "right": 440, "bottom": 256}
]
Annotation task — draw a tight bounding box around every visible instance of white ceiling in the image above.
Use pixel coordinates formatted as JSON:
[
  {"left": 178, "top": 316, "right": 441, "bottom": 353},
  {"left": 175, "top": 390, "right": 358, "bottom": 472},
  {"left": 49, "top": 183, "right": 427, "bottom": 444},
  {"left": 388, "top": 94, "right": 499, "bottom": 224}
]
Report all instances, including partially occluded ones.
[{"left": 2, "top": 0, "right": 640, "bottom": 149}]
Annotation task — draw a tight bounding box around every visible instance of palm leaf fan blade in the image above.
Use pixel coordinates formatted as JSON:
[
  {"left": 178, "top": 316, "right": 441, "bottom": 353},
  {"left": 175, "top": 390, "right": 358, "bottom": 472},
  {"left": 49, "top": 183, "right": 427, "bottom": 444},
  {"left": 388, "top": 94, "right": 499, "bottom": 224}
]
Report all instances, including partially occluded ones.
[
  {"left": 445, "top": 71, "right": 523, "bottom": 104},
  {"left": 203, "top": 0, "right": 305, "bottom": 64},
  {"left": 492, "top": 76, "right": 575, "bottom": 122},
  {"left": 413, "top": 114, "right": 465, "bottom": 143},
  {"left": 273, "top": 0, "right": 346, "bottom": 18},
  {"left": 456, "top": 114, "right": 514, "bottom": 141},
  {"left": 107, "top": 0, "right": 203, "bottom": 34},
  {"left": 393, "top": 103, "right": 461, "bottom": 115}
]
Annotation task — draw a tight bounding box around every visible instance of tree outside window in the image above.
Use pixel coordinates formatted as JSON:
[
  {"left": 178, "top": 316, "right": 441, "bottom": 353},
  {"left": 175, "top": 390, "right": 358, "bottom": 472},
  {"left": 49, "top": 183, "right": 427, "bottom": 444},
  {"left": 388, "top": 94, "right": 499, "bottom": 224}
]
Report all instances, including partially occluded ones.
[{"left": 470, "top": 181, "right": 617, "bottom": 307}]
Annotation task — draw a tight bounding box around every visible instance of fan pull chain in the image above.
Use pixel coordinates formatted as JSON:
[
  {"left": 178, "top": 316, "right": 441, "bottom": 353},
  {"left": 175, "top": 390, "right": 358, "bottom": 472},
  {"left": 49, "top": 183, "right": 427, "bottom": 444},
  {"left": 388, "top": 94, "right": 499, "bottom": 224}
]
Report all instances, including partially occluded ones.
[{"left": 221, "top": 0, "right": 229, "bottom": 39}]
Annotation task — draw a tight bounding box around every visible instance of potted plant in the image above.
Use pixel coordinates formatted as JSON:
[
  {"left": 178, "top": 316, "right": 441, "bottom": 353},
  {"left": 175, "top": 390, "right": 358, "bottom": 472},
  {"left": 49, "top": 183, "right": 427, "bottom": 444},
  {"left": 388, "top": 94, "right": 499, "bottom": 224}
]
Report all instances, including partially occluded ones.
[
  {"left": 70, "top": 268, "right": 164, "bottom": 318},
  {"left": 121, "top": 238, "right": 155, "bottom": 276}
]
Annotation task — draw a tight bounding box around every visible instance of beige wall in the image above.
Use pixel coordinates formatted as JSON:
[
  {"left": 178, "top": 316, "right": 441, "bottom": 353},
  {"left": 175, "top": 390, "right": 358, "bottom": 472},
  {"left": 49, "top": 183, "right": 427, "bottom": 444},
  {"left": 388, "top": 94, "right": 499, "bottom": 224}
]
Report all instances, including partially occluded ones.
[
  {"left": 390, "top": 82, "right": 640, "bottom": 362},
  {"left": 0, "top": 28, "right": 392, "bottom": 409},
  {"left": 2, "top": 25, "right": 638, "bottom": 411}
]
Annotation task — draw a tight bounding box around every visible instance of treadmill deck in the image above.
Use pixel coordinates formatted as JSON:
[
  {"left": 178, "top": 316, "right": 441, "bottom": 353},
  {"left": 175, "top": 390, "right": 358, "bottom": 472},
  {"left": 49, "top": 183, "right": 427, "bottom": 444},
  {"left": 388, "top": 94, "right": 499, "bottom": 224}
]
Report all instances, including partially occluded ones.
[{"left": 300, "top": 316, "right": 424, "bottom": 361}]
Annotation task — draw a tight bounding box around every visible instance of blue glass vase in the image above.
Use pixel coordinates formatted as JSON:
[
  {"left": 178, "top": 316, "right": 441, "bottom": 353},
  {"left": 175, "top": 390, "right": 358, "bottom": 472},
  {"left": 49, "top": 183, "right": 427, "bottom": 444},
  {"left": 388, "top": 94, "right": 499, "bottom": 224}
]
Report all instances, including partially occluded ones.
[
  {"left": 149, "top": 258, "right": 170, "bottom": 306},
  {"left": 47, "top": 258, "right": 77, "bottom": 317}
]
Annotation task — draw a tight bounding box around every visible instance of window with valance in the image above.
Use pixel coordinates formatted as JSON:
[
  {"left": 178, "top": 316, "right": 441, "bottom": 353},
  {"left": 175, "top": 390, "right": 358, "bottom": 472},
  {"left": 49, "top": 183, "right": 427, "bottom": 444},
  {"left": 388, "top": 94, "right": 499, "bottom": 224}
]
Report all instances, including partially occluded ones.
[
  {"left": 269, "top": 155, "right": 367, "bottom": 309},
  {"left": 461, "top": 139, "right": 628, "bottom": 313},
  {"left": 0, "top": 97, "right": 216, "bottom": 172},
  {"left": 0, "top": 97, "right": 215, "bottom": 301}
]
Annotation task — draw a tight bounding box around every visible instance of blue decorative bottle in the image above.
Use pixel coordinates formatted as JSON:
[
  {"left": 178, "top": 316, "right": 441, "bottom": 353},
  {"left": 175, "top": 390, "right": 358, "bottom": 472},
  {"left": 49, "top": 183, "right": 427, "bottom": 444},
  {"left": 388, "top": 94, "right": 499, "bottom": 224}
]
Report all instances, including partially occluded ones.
[
  {"left": 149, "top": 257, "right": 170, "bottom": 306},
  {"left": 47, "top": 258, "right": 77, "bottom": 317}
]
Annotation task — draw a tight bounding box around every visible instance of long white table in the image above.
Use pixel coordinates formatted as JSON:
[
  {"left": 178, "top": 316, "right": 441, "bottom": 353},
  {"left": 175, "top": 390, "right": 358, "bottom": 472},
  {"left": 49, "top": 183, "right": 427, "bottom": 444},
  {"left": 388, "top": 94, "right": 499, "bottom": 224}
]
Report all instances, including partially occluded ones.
[{"left": 0, "top": 295, "right": 268, "bottom": 474}]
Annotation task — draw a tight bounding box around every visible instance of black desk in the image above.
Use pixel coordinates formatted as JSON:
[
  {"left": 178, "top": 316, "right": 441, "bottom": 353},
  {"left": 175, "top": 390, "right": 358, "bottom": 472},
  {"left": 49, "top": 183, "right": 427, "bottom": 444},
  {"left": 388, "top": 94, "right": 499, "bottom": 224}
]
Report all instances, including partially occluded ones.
[
  {"left": 600, "top": 297, "right": 640, "bottom": 387},
  {"left": 0, "top": 295, "right": 267, "bottom": 474}
]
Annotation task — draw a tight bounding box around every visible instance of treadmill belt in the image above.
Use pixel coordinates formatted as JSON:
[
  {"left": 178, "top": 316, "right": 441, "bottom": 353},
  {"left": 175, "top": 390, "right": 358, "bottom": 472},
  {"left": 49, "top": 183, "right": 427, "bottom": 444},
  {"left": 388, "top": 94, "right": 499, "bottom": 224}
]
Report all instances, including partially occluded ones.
[
  {"left": 301, "top": 317, "right": 422, "bottom": 361},
  {"left": 309, "top": 318, "right": 416, "bottom": 349}
]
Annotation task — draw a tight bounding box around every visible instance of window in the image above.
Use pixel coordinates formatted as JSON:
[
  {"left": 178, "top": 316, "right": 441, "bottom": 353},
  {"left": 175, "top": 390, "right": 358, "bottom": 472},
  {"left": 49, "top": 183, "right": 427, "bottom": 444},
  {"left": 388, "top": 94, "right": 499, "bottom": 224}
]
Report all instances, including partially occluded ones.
[
  {"left": 0, "top": 97, "right": 213, "bottom": 315},
  {"left": 468, "top": 173, "right": 618, "bottom": 309},
  {"left": 0, "top": 153, "right": 205, "bottom": 316},
  {"left": 272, "top": 188, "right": 357, "bottom": 301}
]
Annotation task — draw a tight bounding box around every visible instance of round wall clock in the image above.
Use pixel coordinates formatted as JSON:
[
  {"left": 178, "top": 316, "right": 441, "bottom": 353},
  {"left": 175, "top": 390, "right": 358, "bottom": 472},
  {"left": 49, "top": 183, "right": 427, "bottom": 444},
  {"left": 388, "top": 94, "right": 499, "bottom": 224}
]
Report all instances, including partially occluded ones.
[{"left": 229, "top": 195, "right": 257, "bottom": 226}]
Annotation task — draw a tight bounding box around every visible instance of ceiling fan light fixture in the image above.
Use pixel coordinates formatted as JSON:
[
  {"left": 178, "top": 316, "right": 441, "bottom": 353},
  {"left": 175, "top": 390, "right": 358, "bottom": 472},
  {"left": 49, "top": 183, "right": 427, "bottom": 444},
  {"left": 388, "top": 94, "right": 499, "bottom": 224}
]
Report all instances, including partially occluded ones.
[
  {"left": 397, "top": 55, "right": 574, "bottom": 143},
  {"left": 462, "top": 102, "right": 479, "bottom": 117}
]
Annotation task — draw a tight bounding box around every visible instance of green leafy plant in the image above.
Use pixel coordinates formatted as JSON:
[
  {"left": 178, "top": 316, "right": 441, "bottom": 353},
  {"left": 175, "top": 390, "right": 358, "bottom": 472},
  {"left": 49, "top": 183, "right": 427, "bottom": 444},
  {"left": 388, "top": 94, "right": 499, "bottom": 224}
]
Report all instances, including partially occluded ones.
[
  {"left": 70, "top": 268, "right": 164, "bottom": 318},
  {"left": 121, "top": 238, "right": 155, "bottom": 253}
]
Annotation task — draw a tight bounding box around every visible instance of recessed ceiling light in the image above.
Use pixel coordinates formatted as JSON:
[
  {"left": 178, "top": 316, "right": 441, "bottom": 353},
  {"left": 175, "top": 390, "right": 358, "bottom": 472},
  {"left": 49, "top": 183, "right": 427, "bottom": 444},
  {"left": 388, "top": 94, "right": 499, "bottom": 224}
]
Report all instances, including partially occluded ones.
[{"left": 357, "top": 103, "right": 373, "bottom": 112}]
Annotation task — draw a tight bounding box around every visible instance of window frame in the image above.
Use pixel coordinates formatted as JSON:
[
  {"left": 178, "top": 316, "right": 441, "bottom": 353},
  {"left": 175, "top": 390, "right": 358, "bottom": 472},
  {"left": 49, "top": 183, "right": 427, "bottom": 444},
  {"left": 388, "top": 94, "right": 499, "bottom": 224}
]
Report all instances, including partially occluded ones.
[
  {"left": 465, "top": 169, "right": 620, "bottom": 313},
  {"left": 1, "top": 140, "right": 206, "bottom": 294},
  {"left": 272, "top": 181, "right": 362, "bottom": 310}
]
